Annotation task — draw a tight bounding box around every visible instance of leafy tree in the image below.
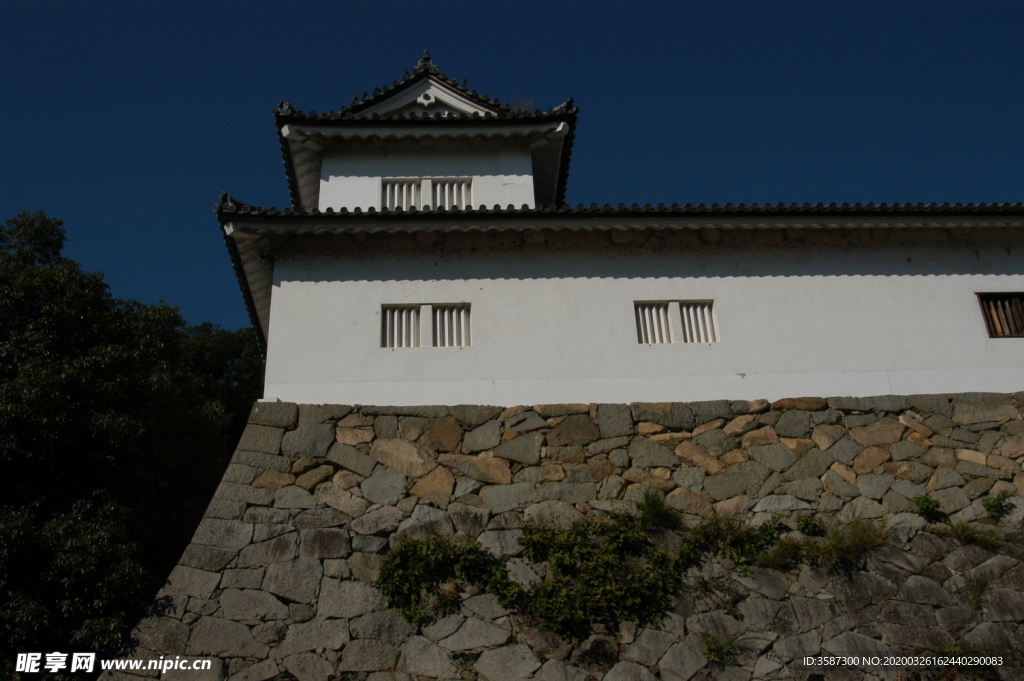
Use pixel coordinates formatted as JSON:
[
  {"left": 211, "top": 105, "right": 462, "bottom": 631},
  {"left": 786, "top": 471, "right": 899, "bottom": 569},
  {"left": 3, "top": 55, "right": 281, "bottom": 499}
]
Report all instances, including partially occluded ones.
[{"left": 0, "top": 211, "right": 263, "bottom": 674}]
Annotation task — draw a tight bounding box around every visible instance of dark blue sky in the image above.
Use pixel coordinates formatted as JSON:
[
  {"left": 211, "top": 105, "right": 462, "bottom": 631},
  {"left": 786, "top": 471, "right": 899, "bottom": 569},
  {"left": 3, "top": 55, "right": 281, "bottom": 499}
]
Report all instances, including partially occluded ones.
[{"left": 4, "top": 1, "right": 1023, "bottom": 330}]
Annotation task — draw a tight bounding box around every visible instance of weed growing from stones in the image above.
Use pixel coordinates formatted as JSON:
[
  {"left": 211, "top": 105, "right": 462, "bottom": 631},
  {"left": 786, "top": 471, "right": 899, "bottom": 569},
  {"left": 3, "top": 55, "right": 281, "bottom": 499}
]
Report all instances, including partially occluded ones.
[
  {"left": 376, "top": 534, "right": 523, "bottom": 625},
  {"left": 931, "top": 521, "right": 1002, "bottom": 552},
  {"left": 912, "top": 494, "right": 948, "bottom": 524},
  {"left": 982, "top": 490, "right": 1016, "bottom": 522},
  {"left": 797, "top": 514, "right": 825, "bottom": 537},
  {"left": 634, "top": 487, "right": 682, "bottom": 532},
  {"left": 804, "top": 519, "right": 887, "bottom": 573}
]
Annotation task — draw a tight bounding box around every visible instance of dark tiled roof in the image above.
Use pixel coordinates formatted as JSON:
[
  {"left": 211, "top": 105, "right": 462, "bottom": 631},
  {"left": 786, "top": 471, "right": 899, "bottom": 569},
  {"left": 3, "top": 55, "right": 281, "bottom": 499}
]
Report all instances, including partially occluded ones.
[
  {"left": 273, "top": 51, "right": 578, "bottom": 209},
  {"left": 218, "top": 193, "right": 1024, "bottom": 221},
  {"left": 273, "top": 50, "right": 574, "bottom": 122}
]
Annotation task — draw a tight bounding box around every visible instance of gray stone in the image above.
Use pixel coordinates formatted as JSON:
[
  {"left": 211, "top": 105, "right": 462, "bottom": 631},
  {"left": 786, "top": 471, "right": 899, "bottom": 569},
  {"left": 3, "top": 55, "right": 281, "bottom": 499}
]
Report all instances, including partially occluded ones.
[
  {"left": 546, "top": 414, "right": 600, "bottom": 446},
  {"left": 857, "top": 473, "right": 894, "bottom": 500},
  {"left": 473, "top": 644, "right": 540, "bottom": 681},
  {"left": 774, "top": 410, "right": 810, "bottom": 438},
  {"left": 186, "top": 616, "right": 269, "bottom": 658},
  {"left": 298, "top": 404, "right": 352, "bottom": 426},
  {"left": 704, "top": 469, "right": 761, "bottom": 501},
  {"left": 821, "top": 470, "right": 860, "bottom": 499},
  {"left": 693, "top": 429, "right": 737, "bottom": 455},
  {"left": 180, "top": 544, "right": 238, "bottom": 572},
  {"left": 480, "top": 483, "right": 537, "bottom": 513},
  {"left": 478, "top": 529, "right": 523, "bottom": 556},
  {"left": 352, "top": 506, "right": 405, "bottom": 536},
  {"left": 224, "top": 659, "right": 277, "bottom": 681},
  {"left": 957, "top": 460, "right": 1011, "bottom": 480},
  {"left": 215, "top": 481, "right": 274, "bottom": 506},
  {"left": 783, "top": 450, "right": 834, "bottom": 481},
  {"left": 243, "top": 506, "right": 291, "bottom": 524},
  {"left": 899, "top": 575, "right": 954, "bottom": 607},
  {"left": 789, "top": 597, "right": 839, "bottom": 633},
  {"left": 464, "top": 593, "right": 510, "bottom": 620},
  {"left": 983, "top": 588, "right": 1024, "bottom": 621},
  {"left": 238, "top": 533, "right": 298, "bottom": 567},
  {"left": 836, "top": 496, "right": 886, "bottom": 522},
  {"left": 237, "top": 425, "right": 285, "bottom": 455},
  {"left": 523, "top": 500, "right": 583, "bottom": 528},
  {"left": 361, "top": 467, "right": 408, "bottom": 506},
  {"left": 629, "top": 437, "right": 678, "bottom": 467},
  {"left": 658, "top": 638, "right": 708, "bottom": 680},
  {"left": 447, "top": 501, "right": 490, "bottom": 537},
  {"left": 327, "top": 442, "right": 377, "bottom": 476},
  {"left": 785, "top": 477, "right": 822, "bottom": 501},
  {"left": 193, "top": 518, "right": 253, "bottom": 549},
  {"left": 352, "top": 610, "right": 418, "bottom": 646},
  {"left": 397, "top": 636, "right": 458, "bottom": 678},
  {"left": 249, "top": 402, "right": 299, "bottom": 429},
  {"left": 450, "top": 405, "right": 502, "bottom": 429},
  {"left": 953, "top": 398, "right": 1020, "bottom": 425},
  {"left": 253, "top": 523, "right": 292, "bottom": 543},
  {"left": 338, "top": 639, "right": 398, "bottom": 672},
  {"left": 935, "top": 605, "right": 978, "bottom": 638},
  {"left": 963, "top": 622, "right": 1015, "bottom": 651},
  {"left": 134, "top": 616, "right": 189, "bottom": 654},
  {"left": 890, "top": 440, "right": 926, "bottom": 461},
  {"left": 749, "top": 443, "right": 797, "bottom": 472},
  {"left": 537, "top": 482, "right": 597, "bottom": 504},
  {"left": 690, "top": 399, "right": 735, "bottom": 424},
  {"left": 349, "top": 552, "right": 384, "bottom": 582},
  {"left": 439, "top": 454, "right": 512, "bottom": 484},
  {"left": 821, "top": 631, "right": 888, "bottom": 658},
  {"left": 314, "top": 485, "right": 371, "bottom": 517},
  {"left": 281, "top": 424, "right": 335, "bottom": 458},
  {"left": 222, "top": 568, "right": 265, "bottom": 590},
  {"left": 371, "top": 438, "right": 438, "bottom": 478},
  {"left": 163, "top": 565, "right": 221, "bottom": 599},
  {"left": 495, "top": 432, "right": 544, "bottom": 465},
  {"left": 392, "top": 505, "right": 453, "bottom": 543},
  {"left": 672, "top": 467, "right": 705, "bottom": 492},
  {"left": 536, "top": 660, "right": 588, "bottom": 681},
  {"left": 262, "top": 558, "right": 322, "bottom": 603},
  {"left": 751, "top": 495, "right": 810, "bottom": 514},
  {"left": 598, "top": 403, "right": 634, "bottom": 438},
  {"left": 223, "top": 464, "right": 261, "bottom": 485},
  {"left": 771, "top": 630, "right": 821, "bottom": 661},
  {"left": 299, "top": 528, "right": 350, "bottom": 559},
  {"left": 932, "top": 486, "right": 971, "bottom": 514},
  {"left": 274, "top": 485, "right": 317, "bottom": 509},
  {"left": 506, "top": 411, "right": 548, "bottom": 432},
  {"left": 827, "top": 437, "right": 864, "bottom": 465},
  {"left": 317, "top": 579, "right": 387, "bottom": 619},
  {"left": 465, "top": 420, "right": 502, "bottom": 452},
  {"left": 294, "top": 507, "right": 346, "bottom": 530},
  {"left": 622, "top": 629, "right": 676, "bottom": 665},
  {"left": 422, "top": 614, "right": 465, "bottom": 642},
  {"left": 282, "top": 653, "right": 332, "bottom": 681},
  {"left": 440, "top": 617, "right": 510, "bottom": 651},
  {"left": 630, "top": 402, "right": 695, "bottom": 430},
  {"left": 220, "top": 588, "right": 289, "bottom": 621},
  {"left": 603, "top": 662, "right": 656, "bottom": 681},
  {"left": 374, "top": 414, "right": 399, "bottom": 438}
]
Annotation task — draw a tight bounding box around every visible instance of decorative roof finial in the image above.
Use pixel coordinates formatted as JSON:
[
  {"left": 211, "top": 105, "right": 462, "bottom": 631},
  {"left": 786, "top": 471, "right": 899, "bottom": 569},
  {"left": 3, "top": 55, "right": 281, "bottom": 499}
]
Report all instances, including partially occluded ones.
[{"left": 416, "top": 49, "right": 438, "bottom": 74}]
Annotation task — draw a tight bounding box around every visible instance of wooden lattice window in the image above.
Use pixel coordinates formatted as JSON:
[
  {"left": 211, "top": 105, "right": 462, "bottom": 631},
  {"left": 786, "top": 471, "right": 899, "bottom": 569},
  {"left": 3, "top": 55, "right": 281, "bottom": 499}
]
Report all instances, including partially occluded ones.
[{"left": 978, "top": 293, "right": 1024, "bottom": 338}]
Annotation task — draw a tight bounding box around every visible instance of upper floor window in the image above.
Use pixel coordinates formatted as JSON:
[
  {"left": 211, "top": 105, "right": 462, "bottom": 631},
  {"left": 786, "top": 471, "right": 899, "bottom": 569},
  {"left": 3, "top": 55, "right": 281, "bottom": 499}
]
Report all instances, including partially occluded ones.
[
  {"left": 635, "top": 300, "right": 719, "bottom": 344},
  {"left": 382, "top": 304, "right": 471, "bottom": 348},
  {"left": 978, "top": 293, "right": 1024, "bottom": 338},
  {"left": 382, "top": 178, "right": 472, "bottom": 211}
]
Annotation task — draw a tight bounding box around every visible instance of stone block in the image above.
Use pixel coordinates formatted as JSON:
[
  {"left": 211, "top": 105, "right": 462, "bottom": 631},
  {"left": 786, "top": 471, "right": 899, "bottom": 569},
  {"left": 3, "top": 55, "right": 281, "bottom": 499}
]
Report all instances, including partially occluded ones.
[
  {"left": 371, "top": 438, "right": 438, "bottom": 477},
  {"left": 237, "top": 425, "right": 285, "bottom": 455},
  {"left": 327, "top": 442, "right": 377, "bottom": 476},
  {"left": 774, "top": 410, "right": 810, "bottom": 438},
  {"left": 494, "top": 431, "right": 544, "bottom": 465},
  {"left": 362, "top": 467, "right": 408, "bottom": 506},
  {"left": 274, "top": 485, "right": 317, "bottom": 509},
  {"left": 351, "top": 506, "right": 405, "bottom": 536},
  {"left": 449, "top": 405, "right": 502, "bottom": 428},
  {"left": 220, "top": 588, "right": 289, "bottom": 621},
  {"left": 281, "top": 424, "right": 335, "bottom": 458},
  {"left": 473, "top": 644, "right": 538, "bottom": 681},
  {"left": 411, "top": 465, "right": 455, "bottom": 508},
  {"left": 596, "top": 403, "right": 633, "bottom": 438},
  {"left": 180, "top": 544, "right": 238, "bottom": 572},
  {"left": 186, "top": 616, "right": 269, "bottom": 658},
  {"left": 397, "top": 636, "right": 458, "bottom": 678},
  {"left": 193, "top": 518, "right": 253, "bottom": 549},
  {"left": 546, "top": 414, "right": 600, "bottom": 446},
  {"left": 338, "top": 639, "right": 398, "bottom": 672},
  {"left": 274, "top": 619, "right": 350, "bottom": 658},
  {"left": 238, "top": 533, "right": 298, "bottom": 567},
  {"left": 749, "top": 443, "right": 796, "bottom": 472},
  {"left": 629, "top": 402, "right": 694, "bottom": 430},
  {"left": 262, "top": 558, "right": 322, "bottom": 604},
  {"left": 317, "top": 579, "right": 387, "bottom": 619},
  {"left": 249, "top": 402, "right": 299, "bottom": 429}
]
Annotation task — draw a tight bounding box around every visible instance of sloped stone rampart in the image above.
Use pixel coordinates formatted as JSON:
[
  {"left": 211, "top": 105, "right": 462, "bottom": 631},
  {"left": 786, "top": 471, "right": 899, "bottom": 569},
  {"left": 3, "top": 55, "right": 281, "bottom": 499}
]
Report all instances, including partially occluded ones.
[{"left": 105, "top": 393, "right": 1024, "bottom": 680}]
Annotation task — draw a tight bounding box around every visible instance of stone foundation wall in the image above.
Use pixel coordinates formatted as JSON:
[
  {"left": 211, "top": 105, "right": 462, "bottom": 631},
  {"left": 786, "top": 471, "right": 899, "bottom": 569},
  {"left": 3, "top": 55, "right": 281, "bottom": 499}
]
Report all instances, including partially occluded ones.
[{"left": 107, "top": 393, "right": 1024, "bottom": 681}]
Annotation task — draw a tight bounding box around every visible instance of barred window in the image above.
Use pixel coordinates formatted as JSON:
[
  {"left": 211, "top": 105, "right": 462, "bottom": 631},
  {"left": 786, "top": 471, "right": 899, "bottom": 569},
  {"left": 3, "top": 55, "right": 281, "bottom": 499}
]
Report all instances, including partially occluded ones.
[
  {"left": 635, "top": 300, "right": 719, "bottom": 344},
  {"left": 381, "top": 305, "right": 420, "bottom": 348},
  {"left": 635, "top": 302, "right": 672, "bottom": 344},
  {"left": 432, "top": 304, "right": 471, "bottom": 347},
  {"left": 381, "top": 178, "right": 472, "bottom": 210},
  {"left": 978, "top": 293, "right": 1024, "bottom": 338}
]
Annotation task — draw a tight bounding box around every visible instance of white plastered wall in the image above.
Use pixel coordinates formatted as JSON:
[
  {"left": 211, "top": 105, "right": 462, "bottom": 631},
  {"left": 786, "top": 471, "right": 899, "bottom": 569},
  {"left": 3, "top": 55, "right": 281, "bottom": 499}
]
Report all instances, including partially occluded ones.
[
  {"left": 262, "top": 235, "right": 1024, "bottom": 405},
  {"left": 318, "top": 140, "right": 535, "bottom": 211}
]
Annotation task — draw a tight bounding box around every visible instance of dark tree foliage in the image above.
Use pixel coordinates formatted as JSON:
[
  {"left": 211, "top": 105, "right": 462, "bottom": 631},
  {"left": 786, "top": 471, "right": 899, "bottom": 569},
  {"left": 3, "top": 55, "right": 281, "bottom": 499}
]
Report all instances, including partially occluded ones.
[{"left": 0, "top": 211, "right": 263, "bottom": 672}]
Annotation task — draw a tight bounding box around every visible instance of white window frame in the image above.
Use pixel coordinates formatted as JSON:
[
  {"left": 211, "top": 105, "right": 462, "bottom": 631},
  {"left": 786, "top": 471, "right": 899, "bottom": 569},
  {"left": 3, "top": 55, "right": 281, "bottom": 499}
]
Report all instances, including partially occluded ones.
[
  {"left": 381, "top": 177, "right": 472, "bottom": 211},
  {"left": 381, "top": 303, "right": 472, "bottom": 348},
  {"left": 634, "top": 300, "right": 719, "bottom": 344}
]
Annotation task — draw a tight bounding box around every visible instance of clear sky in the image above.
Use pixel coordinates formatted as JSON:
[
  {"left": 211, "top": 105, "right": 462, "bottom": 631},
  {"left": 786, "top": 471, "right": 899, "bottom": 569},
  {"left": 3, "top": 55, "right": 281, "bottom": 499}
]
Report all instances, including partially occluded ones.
[{"left": 4, "top": 1, "right": 1023, "bottom": 330}]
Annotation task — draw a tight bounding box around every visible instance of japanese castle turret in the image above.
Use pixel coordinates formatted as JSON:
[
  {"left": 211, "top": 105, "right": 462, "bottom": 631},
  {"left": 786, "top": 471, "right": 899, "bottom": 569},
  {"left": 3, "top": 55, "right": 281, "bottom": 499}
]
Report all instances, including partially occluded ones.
[{"left": 220, "top": 51, "right": 1024, "bottom": 406}]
